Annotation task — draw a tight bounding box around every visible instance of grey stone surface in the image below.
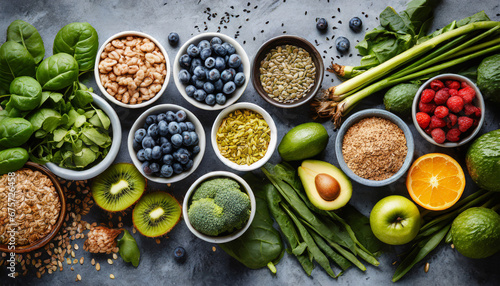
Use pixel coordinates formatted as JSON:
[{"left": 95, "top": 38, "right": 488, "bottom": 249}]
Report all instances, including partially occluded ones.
[{"left": 1, "top": 0, "right": 499, "bottom": 285}]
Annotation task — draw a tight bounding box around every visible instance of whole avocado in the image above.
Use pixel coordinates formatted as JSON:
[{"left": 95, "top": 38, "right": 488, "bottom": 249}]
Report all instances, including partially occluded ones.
[
  {"left": 383, "top": 83, "right": 420, "bottom": 117},
  {"left": 466, "top": 129, "right": 500, "bottom": 192},
  {"left": 477, "top": 54, "right": 500, "bottom": 103},
  {"left": 278, "top": 122, "right": 329, "bottom": 161}
]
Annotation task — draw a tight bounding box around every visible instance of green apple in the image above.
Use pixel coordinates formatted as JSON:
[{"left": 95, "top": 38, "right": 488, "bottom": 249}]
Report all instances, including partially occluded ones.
[{"left": 370, "top": 195, "right": 421, "bottom": 245}]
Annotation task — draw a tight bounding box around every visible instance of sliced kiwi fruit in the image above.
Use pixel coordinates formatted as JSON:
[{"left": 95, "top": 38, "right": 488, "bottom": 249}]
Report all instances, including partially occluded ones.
[
  {"left": 92, "top": 163, "right": 147, "bottom": 212},
  {"left": 132, "top": 192, "right": 181, "bottom": 237}
]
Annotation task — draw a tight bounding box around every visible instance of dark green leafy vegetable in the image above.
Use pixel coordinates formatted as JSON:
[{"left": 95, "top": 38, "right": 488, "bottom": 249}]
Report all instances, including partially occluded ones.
[
  {"left": 36, "top": 53, "right": 79, "bottom": 91},
  {"left": 7, "top": 20, "right": 45, "bottom": 64},
  {"left": 7, "top": 76, "right": 42, "bottom": 111},
  {"left": 340, "top": 206, "right": 385, "bottom": 256},
  {"left": 0, "top": 117, "right": 33, "bottom": 148},
  {"left": 53, "top": 22, "right": 99, "bottom": 72},
  {"left": 28, "top": 108, "right": 62, "bottom": 132},
  {"left": 0, "top": 147, "right": 28, "bottom": 175},
  {"left": 0, "top": 41, "right": 36, "bottom": 93},
  {"left": 117, "top": 230, "right": 140, "bottom": 267}
]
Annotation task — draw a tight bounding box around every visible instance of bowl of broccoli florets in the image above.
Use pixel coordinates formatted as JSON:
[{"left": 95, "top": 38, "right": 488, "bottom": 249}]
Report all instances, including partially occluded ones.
[{"left": 182, "top": 171, "right": 256, "bottom": 243}]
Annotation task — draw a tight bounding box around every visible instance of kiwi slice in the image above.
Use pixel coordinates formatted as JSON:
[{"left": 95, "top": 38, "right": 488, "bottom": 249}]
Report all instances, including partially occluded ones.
[
  {"left": 92, "top": 163, "right": 146, "bottom": 212},
  {"left": 132, "top": 192, "right": 181, "bottom": 237}
]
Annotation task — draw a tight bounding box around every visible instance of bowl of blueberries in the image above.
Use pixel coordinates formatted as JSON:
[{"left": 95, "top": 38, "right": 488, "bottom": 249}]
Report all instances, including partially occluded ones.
[
  {"left": 173, "top": 32, "right": 250, "bottom": 110},
  {"left": 128, "top": 104, "right": 206, "bottom": 183}
]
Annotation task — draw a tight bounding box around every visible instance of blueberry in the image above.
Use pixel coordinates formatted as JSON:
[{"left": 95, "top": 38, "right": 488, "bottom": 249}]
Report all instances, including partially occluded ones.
[
  {"left": 228, "top": 54, "right": 241, "bottom": 68},
  {"left": 214, "top": 79, "right": 223, "bottom": 91},
  {"left": 183, "top": 160, "right": 194, "bottom": 170},
  {"left": 177, "top": 148, "right": 191, "bottom": 156},
  {"left": 316, "top": 18, "right": 328, "bottom": 31},
  {"left": 145, "top": 115, "right": 157, "bottom": 126},
  {"left": 237, "top": 65, "right": 244, "bottom": 73},
  {"left": 161, "top": 142, "right": 172, "bottom": 154},
  {"left": 178, "top": 69, "right": 190, "bottom": 84},
  {"left": 203, "top": 82, "right": 215, "bottom": 94},
  {"left": 185, "top": 85, "right": 196, "bottom": 97},
  {"left": 216, "top": 93, "right": 226, "bottom": 105},
  {"left": 234, "top": 72, "right": 245, "bottom": 87},
  {"left": 133, "top": 140, "right": 141, "bottom": 151},
  {"left": 134, "top": 128, "right": 147, "bottom": 143},
  {"left": 171, "top": 134, "right": 183, "bottom": 147},
  {"left": 192, "top": 145, "right": 200, "bottom": 154},
  {"left": 166, "top": 111, "right": 176, "bottom": 122},
  {"left": 161, "top": 164, "right": 173, "bottom": 178},
  {"left": 173, "top": 246, "right": 186, "bottom": 262},
  {"left": 157, "top": 113, "right": 167, "bottom": 123},
  {"left": 215, "top": 57, "right": 226, "bottom": 71},
  {"left": 137, "top": 149, "right": 146, "bottom": 161},
  {"left": 197, "top": 40, "right": 211, "bottom": 50},
  {"left": 158, "top": 121, "right": 169, "bottom": 136},
  {"left": 204, "top": 57, "right": 216, "bottom": 69},
  {"left": 162, "top": 154, "right": 174, "bottom": 165},
  {"left": 142, "top": 136, "right": 155, "bottom": 149},
  {"left": 221, "top": 70, "right": 233, "bottom": 83},
  {"left": 168, "top": 121, "right": 181, "bottom": 134},
  {"left": 222, "top": 42, "right": 236, "bottom": 55},
  {"left": 207, "top": 68, "right": 220, "bottom": 81},
  {"left": 205, "top": 94, "right": 216, "bottom": 106},
  {"left": 152, "top": 146, "right": 162, "bottom": 160},
  {"left": 179, "top": 122, "right": 188, "bottom": 132},
  {"left": 179, "top": 54, "right": 191, "bottom": 69},
  {"left": 193, "top": 77, "right": 205, "bottom": 89},
  {"left": 173, "top": 163, "right": 183, "bottom": 174},
  {"left": 193, "top": 66, "right": 206, "bottom": 79},
  {"left": 150, "top": 162, "right": 160, "bottom": 173},
  {"left": 193, "top": 89, "right": 207, "bottom": 102},
  {"left": 186, "top": 122, "right": 195, "bottom": 131},
  {"left": 142, "top": 162, "right": 153, "bottom": 176},
  {"left": 214, "top": 44, "right": 227, "bottom": 56},
  {"left": 144, "top": 148, "right": 152, "bottom": 161},
  {"left": 225, "top": 55, "right": 230, "bottom": 64},
  {"left": 147, "top": 123, "right": 159, "bottom": 138},
  {"left": 189, "top": 131, "right": 199, "bottom": 145},
  {"left": 335, "top": 36, "right": 350, "bottom": 53},
  {"left": 176, "top": 110, "right": 187, "bottom": 122},
  {"left": 223, "top": 81, "right": 236, "bottom": 95},
  {"left": 159, "top": 137, "right": 169, "bottom": 145},
  {"left": 182, "top": 131, "right": 193, "bottom": 146},
  {"left": 210, "top": 37, "right": 222, "bottom": 46},
  {"left": 168, "top": 32, "right": 179, "bottom": 46},
  {"left": 349, "top": 17, "right": 363, "bottom": 33},
  {"left": 178, "top": 153, "right": 190, "bottom": 164},
  {"left": 200, "top": 48, "right": 212, "bottom": 61},
  {"left": 172, "top": 150, "right": 181, "bottom": 162},
  {"left": 187, "top": 44, "right": 199, "bottom": 57},
  {"left": 190, "top": 58, "right": 203, "bottom": 73}
]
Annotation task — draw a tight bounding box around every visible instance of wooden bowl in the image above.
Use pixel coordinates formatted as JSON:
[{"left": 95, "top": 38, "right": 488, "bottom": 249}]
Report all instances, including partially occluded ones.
[
  {"left": 251, "top": 35, "right": 324, "bottom": 108},
  {"left": 0, "top": 162, "right": 66, "bottom": 253}
]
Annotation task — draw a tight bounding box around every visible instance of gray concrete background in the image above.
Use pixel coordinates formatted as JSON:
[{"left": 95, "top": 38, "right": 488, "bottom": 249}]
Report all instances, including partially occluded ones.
[{"left": 1, "top": 0, "right": 499, "bottom": 285}]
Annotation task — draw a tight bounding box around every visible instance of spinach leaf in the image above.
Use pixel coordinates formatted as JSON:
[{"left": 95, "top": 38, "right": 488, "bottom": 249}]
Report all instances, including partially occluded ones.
[
  {"left": 36, "top": 53, "right": 79, "bottom": 91},
  {"left": 53, "top": 22, "right": 99, "bottom": 72},
  {"left": 39, "top": 91, "right": 64, "bottom": 107},
  {"left": 0, "top": 117, "right": 33, "bottom": 149},
  {"left": 72, "top": 147, "right": 97, "bottom": 168},
  {"left": 0, "top": 147, "right": 28, "bottom": 175},
  {"left": 117, "top": 230, "right": 140, "bottom": 267},
  {"left": 456, "top": 10, "right": 490, "bottom": 27},
  {"left": 71, "top": 90, "right": 93, "bottom": 108},
  {"left": 340, "top": 205, "right": 385, "bottom": 255},
  {"left": 0, "top": 41, "right": 36, "bottom": 92},
  {"left": 8, "top": 76, "right": 42, "bottom": 111},
  {"left": 81, "top": 127, "right": 111, "bottom": 147},
  {"left": 27, "top": 108, "right": 62, "bottom": 131},
  {"left": 7, "top": 20, "right": 45, "bottom": 64}
]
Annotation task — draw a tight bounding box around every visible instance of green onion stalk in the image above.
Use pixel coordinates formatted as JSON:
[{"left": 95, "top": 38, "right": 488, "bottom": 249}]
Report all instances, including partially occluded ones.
[{"left": 312, "top": 21, "right": 500, "bottom": 128}]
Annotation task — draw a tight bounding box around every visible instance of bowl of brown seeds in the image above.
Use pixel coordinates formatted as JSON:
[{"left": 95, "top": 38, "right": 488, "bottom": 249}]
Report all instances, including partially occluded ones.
[
  {"left": 252, "top": 35, "right": 324, "bottom": 108},
  {"left": 0, "top": 162, "right": 66, "bottom": 253}
]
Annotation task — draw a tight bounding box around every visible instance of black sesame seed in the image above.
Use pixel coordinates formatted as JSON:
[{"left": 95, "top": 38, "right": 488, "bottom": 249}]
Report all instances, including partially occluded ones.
[
  {"left": 365, "top": 14, "right": 368, "bottom": 18},
  {"left": 337, "top": 8, "right": 341, "bottom": 12},
  {"left": 305, "top": 11, "right": 308, "bottom": 15},
  {"left": 338, "top": 20, "right": 342, "bottom": 24},
  {"left": 265, "top": 21, "right": 269, "bottom": 24},
  {"left": 247, "top": 2, "right": 250, "bottom": 6}
]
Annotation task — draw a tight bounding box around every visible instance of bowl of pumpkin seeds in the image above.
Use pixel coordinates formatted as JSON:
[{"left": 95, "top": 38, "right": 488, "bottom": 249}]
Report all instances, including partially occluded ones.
[
  {"left": 251, "top": 35, "right": 324, "bottom": 108},
  {"left": 211, "top": 102, "right": 277, "bottom": 171}
]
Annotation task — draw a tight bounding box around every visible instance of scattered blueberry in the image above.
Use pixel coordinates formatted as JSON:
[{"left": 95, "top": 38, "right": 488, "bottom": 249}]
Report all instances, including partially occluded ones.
[
  {"left": 205, "top": 94, "right": 216, "bottom": 106},
  {"left": 161, "top": 164, "right": 173, "bottom": 177},
  {"left": 185, "top": 85, "right": 196, "bottom": 97},
  {"left": 168, "top": 32, "right": 179, "bottom": 46},
  {"left": 173, "top": 163, "right": 183, "bottom": 174},
  {"left": 223, "top": 81, "right": 236, "bottom": 95},
  {"left": 134, "top": 128, "right": 147, "bottom": 143},
  {"left": 220, "top": 70, "right": 233, "bottom": 82},
  {"left": 193, "top": 66, "right": 206, "bottom": 79},
  {"left": 142, "top": 162, "right": 153, "bottom": 176},
  {"left": 210, "top": 37, "right": 222, "bottom": 46},
  {"left": 137, "top": 149, "right": 146, "bottom": 161},
  {"left": 205, "top": 57, "right": 216, "bottom": 69},
  {"left": 142, "top": 136, "right": 155, "bottom": 149},
  {"left": 171, "top": 134, "right": 183, "bottom": 147},
  {"left": 179, "top": 69, "right": 190, "bottom": 84},
  {"left": 207, "top": 68, "right": 220, "bottom": 81},
  {"left": 152, "top": 146, "right": 162, "bottom": 160},
  {"left": 194, "top": 89, "right": 207, "bottom": 102},
  {"left": 173, "top": 245, "right": 186, "bottom": 262},
  {"left": 145, "top": 115, "right": 157, "bottom": 126},
  {"left": 349, "top": 17, "right": 363, "bottom": 32},
  {"left": 200, "top": 48, "right": 212, "bottom": 61},
  {"left": 168, "top": 121, "right": 181, "bottom": 134},
  {"left": 216, "top": 93, "right": 226, "bottom": 105},
  {"left": 234, "top": 72, "right": 246, "bottom": 87},
  {"left": 150, "top": 162, "right": 160, "bottom": 173},
  {"left": 203, "top": 82, "right": 215, "bottom": 94},
  {"left": 335, "top": 36, "right": 350, "bottom": 53},
  {"left": 187, "top": 44, "right": 200, "bottom": 57},
  {"left": 179, "top": 54, "right": 191, "bottom": 69},
  {"left": 175, "top": 110, "right": 187, "bottom": 122},
  {"left": 144, "top": 148, "right": 152, "bottom": 161},
  {"left": 316, "top": 18, "right": 328, "bottom": 31}
]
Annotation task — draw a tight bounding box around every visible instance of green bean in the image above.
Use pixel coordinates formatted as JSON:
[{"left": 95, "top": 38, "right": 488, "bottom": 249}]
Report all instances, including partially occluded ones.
[{"left": 308, "top": 229, "right": 351, "bottom": 271}]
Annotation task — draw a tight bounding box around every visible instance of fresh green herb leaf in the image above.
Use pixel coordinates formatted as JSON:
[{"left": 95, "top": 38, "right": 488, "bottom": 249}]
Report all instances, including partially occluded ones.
[{"left": 117, "top": 230, "right": 140, "bottom": 267}]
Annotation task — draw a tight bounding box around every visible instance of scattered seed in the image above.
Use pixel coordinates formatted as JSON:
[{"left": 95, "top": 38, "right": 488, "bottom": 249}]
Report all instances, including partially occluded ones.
[
  {"left": 212, "top": 246, "right": 216, "bottom": 252},
  {"left": 425, "top": 262, "right": 430, "bottom": 273},
  {"left": 80, "top": 257, "right": 84, "bottom": 264},
  {"left": 110, "top": 274, "right": 115, "bottom": 279},
  {"left": 76, "top": 274, "right": 81, "bottom": 281},
  {"left": 156, "top": 238, "right": 161, "bottom": 244},
  {"left": 96, "top": 263, "right": 101, "bottom": 271},
  {"left": 113, "top": 253, "right": 118, "bottom": 260},
  {"left": 108, "top": 259, "right": 113, "bottom": 265},
  {"left": 91, "top": 258, "right": 95, "bottom": 266}
]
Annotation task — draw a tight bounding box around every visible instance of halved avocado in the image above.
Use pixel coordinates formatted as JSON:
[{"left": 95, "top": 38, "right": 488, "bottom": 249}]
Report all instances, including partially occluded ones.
[{"left": 298, "top": 160, "right": 352, "bottom": 210}]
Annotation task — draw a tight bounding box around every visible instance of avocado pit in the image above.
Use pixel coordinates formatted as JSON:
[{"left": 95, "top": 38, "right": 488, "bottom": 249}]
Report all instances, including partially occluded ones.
[{"left": 314, "top": 173, "right": 340, "bottom": 201}]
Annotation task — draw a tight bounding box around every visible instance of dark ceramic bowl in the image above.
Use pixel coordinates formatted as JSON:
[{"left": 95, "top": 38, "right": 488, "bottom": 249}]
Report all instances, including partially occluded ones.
[
  {"left": 251, "top": 35, "right": 324, "bottom": 108},
  {"left": 0, "top": 162, "right": 66, "bottom": 253}
]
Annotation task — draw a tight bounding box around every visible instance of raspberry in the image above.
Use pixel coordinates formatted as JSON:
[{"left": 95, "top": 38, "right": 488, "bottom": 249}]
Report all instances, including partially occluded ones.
[
  {"left": 449, "top": 88, "right": 458, "bottom": 97},
  {"left": 434, "top": 88, "right": 450, "bottom": 105},
  {"left": 446, "top": 96, "right": 464, "bottom": 113},
  {"left": 420, "top": 89, "right": 435, "bottom": 103},
  {"left": 419, "top": 101, "right": 436, "bottom": 114},
  {"left": 461, "top": 81, "right": 469, "bottom": 89},
  {"left": 458, "top": 116, "right": 473, "bottom": 132},
  {"left": 474, "top": 107, "right": 482, "bottom": 118},
  {"left": 434, "top": 106, "right": 449, "bottom": 118},
  {"left": 430, "top": 79, "right": 445, "bottom": 91},
  {"left": 464, "top": 104, "right": 477, "bottom": 116},
  {"left": 445, "top": 80, "right": 461, "bottom": 90},
  {"left": 431, "top": 128, "right": 446, "bottom": 144},
  {"left": 429, "top": 115, "right": 446, "bottom": 129},
  {"left": 458, "top": 86, "right": 475, "bottom": 104},
  {"left": 446, "top": 128, "right": 461, "bottom": 142},
  {"left": 447, "top": 113, "right": 458, "bottom": 129},
  {"left": 416, "top": 112, "right": 431, "bottom": 129},
  {"left": 424, "top": 127, "right": 432, "bottom": 135}
]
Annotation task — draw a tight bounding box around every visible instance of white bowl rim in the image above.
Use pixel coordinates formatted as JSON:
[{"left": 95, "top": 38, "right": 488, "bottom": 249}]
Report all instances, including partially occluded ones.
[
  {"left": 211, "top": 102, "right": 278, "bottom": 172},
  {"left": 45, "top": 92, "right": 122, "bottom": 180},
  {"left": 182, "top": 171, "right": 256, "bottom": 243},
  {"left": 411, "top": 73, "right": 485, "bottom": 147},
  {"left": 172, "top": 32, "right": 250, "bottom": 111},
  {"left": 94, "top": 30, "right": 171, "bottom": 109},
  {"left": 127, "top": 104, "right": 206, "bottom": 184}
]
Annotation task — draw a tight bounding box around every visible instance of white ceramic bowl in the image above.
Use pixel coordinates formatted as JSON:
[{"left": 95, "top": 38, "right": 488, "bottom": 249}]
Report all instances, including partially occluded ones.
[
  {"left": 45, "top": 93, "right": 122, "bottom": 180},
  {"left": 127, "top": 104, "right": 206, "bottom": 184},
  {"left": 412, "top": 74, "right": 485, "bottom": 147},
  {"left": 211, "top": 102, "right": 277, "bottom": 172},
  {"left": 94, "top": 31, "right": 171, "bottom": 109},
  {"left": 173, "top": 32, "right": 250, "bottom": 110},
  {"left": 182, "top": 171, "right": 256, "bottom": 243}
]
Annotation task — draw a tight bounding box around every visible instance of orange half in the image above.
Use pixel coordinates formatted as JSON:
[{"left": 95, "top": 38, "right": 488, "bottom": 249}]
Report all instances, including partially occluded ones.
[{"left": 406, "top": 153, "right": 465, "bottom": 211}]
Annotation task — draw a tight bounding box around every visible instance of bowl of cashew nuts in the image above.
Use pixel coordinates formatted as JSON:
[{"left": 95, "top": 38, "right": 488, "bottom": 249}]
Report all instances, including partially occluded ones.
[{"left": 94, "top": 31, "right": 171, "bottom": 108}]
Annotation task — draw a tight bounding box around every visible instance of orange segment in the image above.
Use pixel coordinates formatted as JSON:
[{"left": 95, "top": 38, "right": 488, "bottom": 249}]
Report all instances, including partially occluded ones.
[{"left": 406, "top": 153, "right": 465, "bottom": 211}]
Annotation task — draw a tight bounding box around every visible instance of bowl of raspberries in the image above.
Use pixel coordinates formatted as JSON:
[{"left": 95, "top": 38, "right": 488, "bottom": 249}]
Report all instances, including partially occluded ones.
[{"left": 412, "top": 74, "right": 485, "bottom": 147}]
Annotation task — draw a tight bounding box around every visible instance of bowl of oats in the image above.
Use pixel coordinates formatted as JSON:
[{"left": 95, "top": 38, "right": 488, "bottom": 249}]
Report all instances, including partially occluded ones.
[{"left": 0, "top": 162, "right": 66, "bottom": 253}]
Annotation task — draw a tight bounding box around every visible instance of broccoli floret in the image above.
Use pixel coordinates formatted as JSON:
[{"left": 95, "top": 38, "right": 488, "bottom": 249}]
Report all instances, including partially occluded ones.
[{"left": 188, "top": 178, "right": 251, "bottom": 236}]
